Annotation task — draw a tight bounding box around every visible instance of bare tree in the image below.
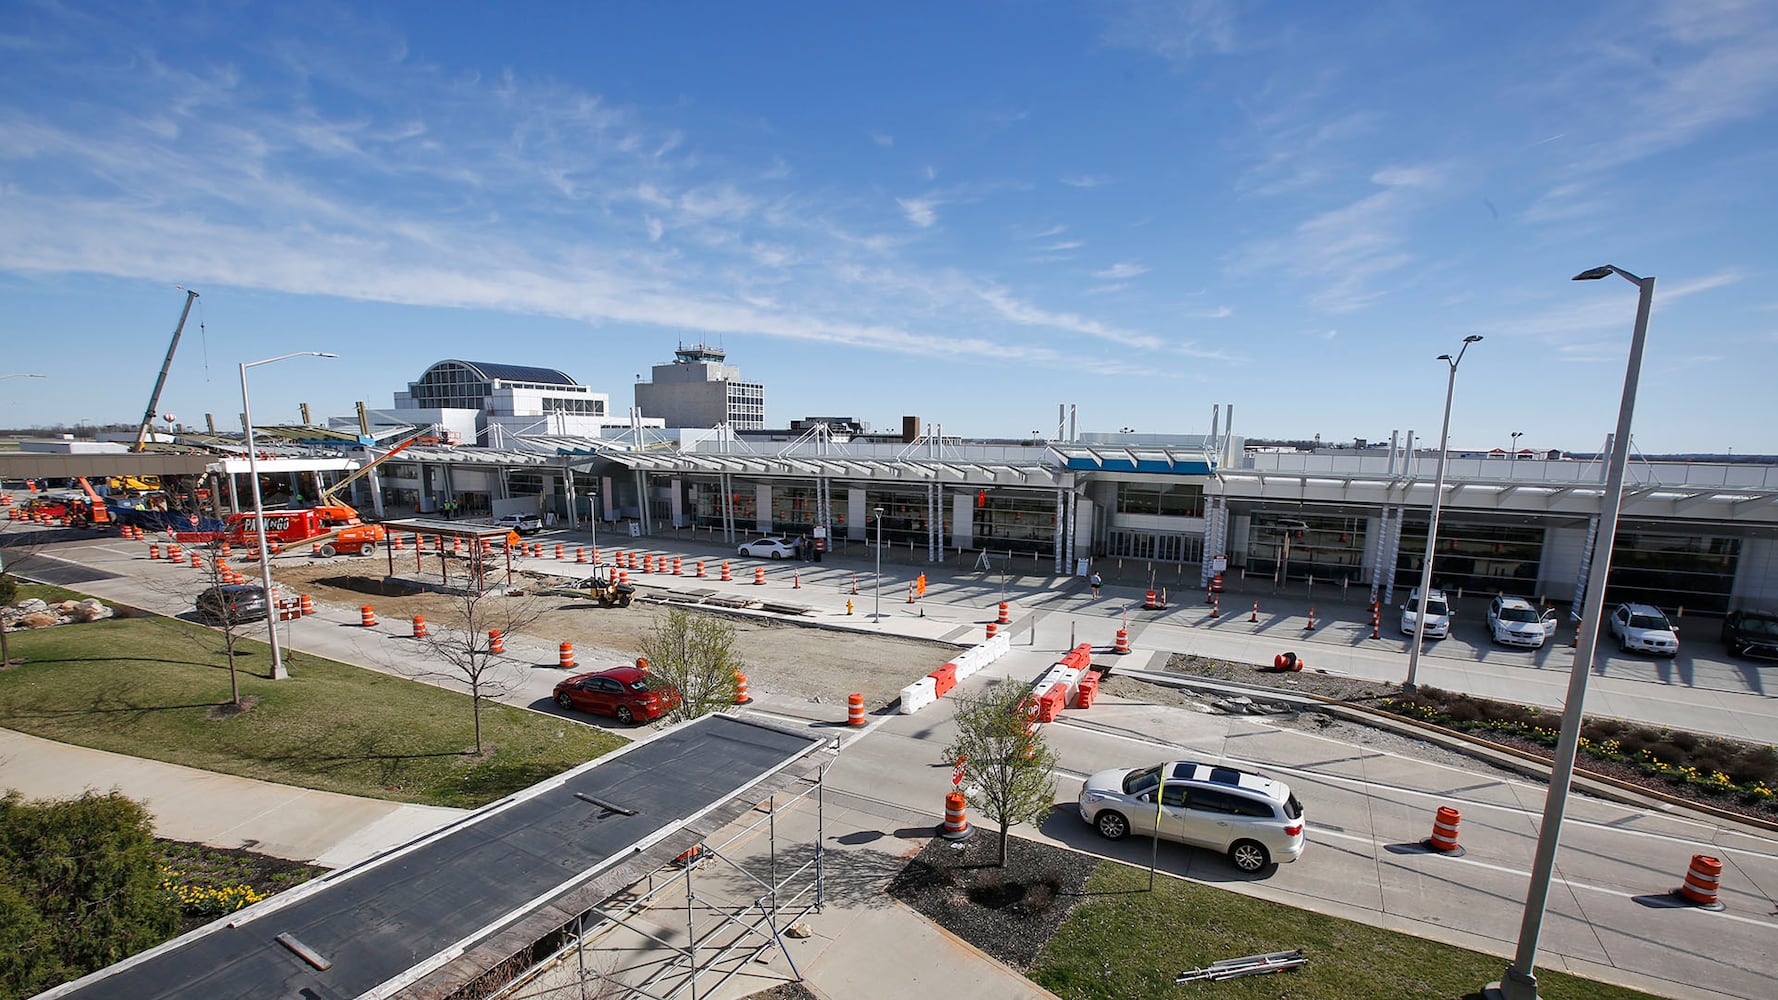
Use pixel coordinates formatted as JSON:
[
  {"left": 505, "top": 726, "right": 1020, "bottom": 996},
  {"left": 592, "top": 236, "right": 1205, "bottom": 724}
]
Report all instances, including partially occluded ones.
[
  {"left": 943, "top": 681, "right": 1060, "bottom": 867},
  {"left": 189, "top": 543, "right": 260, "bottom": 708},
  {"left": 411, "top": 553, "right": 547, "bottom": 754},
  {"left": 638, "top": 609, "right": 743, "bottom": 725},
  {"left": 1, "top": 521, "right": 53, "bottom": 669}
]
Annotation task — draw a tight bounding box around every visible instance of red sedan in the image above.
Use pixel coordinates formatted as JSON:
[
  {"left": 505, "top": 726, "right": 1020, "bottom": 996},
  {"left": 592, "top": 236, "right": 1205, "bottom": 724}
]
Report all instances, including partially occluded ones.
[{"left": 553, "top": 666, "right": 679, "bottom": 724}]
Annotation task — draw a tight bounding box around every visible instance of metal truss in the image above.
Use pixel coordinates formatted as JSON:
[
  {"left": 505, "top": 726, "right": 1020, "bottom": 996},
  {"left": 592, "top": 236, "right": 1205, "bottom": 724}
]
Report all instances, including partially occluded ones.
[{"left": 486, "top": 766, "right": 828, "bottom": 1000}]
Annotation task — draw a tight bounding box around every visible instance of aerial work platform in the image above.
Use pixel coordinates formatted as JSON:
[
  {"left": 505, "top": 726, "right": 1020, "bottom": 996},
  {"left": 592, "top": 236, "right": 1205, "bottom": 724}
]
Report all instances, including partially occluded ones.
[{"left": 46, "top": 715, "right": 828, "bottom": 1000}]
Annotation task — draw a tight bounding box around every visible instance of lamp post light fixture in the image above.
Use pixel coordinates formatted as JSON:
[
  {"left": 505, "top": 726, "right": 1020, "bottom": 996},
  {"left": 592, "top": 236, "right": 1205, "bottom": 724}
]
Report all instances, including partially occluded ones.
[
  {"left": 1402, "top": 334, "right": 1482, "bottom": 694},
  {"left": 241, "top": 351, "right": 338, "bottom": 680},
  {"left": 1509, "top": 430, "right": 1524, "bottom": 476},
  {"left": 872, "top": 507, "right": 885, "bottom": 622},
  {"left": 1492, "top": 266, "right": 1654, "bottom": 1000}
]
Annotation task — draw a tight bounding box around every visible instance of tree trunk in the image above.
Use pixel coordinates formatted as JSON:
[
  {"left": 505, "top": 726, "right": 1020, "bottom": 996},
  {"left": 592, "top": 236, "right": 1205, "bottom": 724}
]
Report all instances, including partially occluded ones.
[
  {"left": 999, "top": 817, "right": 1010, "bottom": 867},
  {"left": 0, "top": 620, "right": 10, "bottom": 669},
  {"left": 225, "top": 634, "right": 240, "bottom": 706},
  {"left": 471, "top": 683, "right": 483, "bottom": 754}
]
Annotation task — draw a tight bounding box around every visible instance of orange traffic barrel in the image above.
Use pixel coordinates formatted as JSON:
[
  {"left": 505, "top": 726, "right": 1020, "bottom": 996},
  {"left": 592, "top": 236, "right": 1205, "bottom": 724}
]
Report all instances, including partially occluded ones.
[
  {"left": 168, "top": 544, "right": 183, "bottom": 562},
  {"left": 576, "top": 547, "right": 587, "bottom": 563},
  {"left": 720, "top": 560, "right": 732, "bottom": 581},
  {"left": 360, "top": 605, "right": 377, "bottom": 628},
  {"left": 412, "top": 615, "right": 428, "bottom": 638},
  {"left": 734, "top": 671, "right": 752, "bottom": 704},
  {"left": 555, "top": 544, "right": 565, "bottom": 560},
  {"left": 1113, "top": 628, "right": 1131, "bottom": 654},
  {"left": 997, "top": 601, "right": 1010, "bottom": 624},
  {"left": 1427, "top": 806, "right": 1464, "bottom": 854},
  {"left": 392, "top": 534, "right": 403, "bottom": 551},
  {"left": 488, "top": 629, "right": 505, "bottom": 655},
  {"left": 696, "top": 560, "right": 706, "bottom": 578},
  {"left": 754, "top": 566, "right": 766, "bottom": 585},
  {"left": 1273, "top": 651, "right": 1305, "bottom": 671},
  {"left": 1143, "top": 589, "right": 1160, "bottom": 609},
  {"left": 149, "top": 544, "right": 160, "bottom": 559},
  {"left": 986, "top": 622, "right": 998, "bottom": 640},
  {"left": 299, "top": 594, "right": 314, "bottom": 616},
  {"left": 591, "top": 547, "right": 602, "bottom": 564},
  {"left": 940, "top": 791, "right": 973, "bottom": 840},
  {"left": 847, "top": 693, "right": 866, "bottom": 726},
  {"left": 1677, "top": 854, "right": 1724, "bottom": 908},
  {"left": 559, "top": 642, "right": 575, "bottom": 670},
  {"left": 190, "top": 552, "right": 202, "bottom": 568},
  {"left": 673, "top": 556, "right": 683, "bottom": 575}
]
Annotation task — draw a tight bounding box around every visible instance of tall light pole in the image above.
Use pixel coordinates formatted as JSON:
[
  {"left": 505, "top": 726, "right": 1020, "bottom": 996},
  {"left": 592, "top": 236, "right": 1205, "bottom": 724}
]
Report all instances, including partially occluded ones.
[
  {"left": 1509, "top": 430, "right": 1523, "bottom": 476},
  {"left": 1492, "top": 267, "right": 1654, "bottom": 1000},
  {"left": 1403, "top": 334, "right": 1482, "bottom": 693},
  {"left": 872, "top": 506, "right": 885, "bottom": 622},
  {"left": 242, "top": 351, "right": 337, "bottom": 680}
]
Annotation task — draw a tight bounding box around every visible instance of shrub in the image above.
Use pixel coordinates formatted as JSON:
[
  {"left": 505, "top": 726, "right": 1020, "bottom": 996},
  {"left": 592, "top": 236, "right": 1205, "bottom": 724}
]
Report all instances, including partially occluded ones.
[
  {"left": 1445, "top": 700, "right": 1483, "bottom": 725},
  {"left": 1730, "top": 746, "right": 1778, "bottom": 787},
  {"left": 1668, "top": 731, "right": 1699, "bottom": 754},
  {"left": 1582, "top": 718, "right": 1625, "bottom": 741},
  {"left": 1019, "top": 882, "right": 1055, "bottom": 915},
  {"left": 1647, "top": 741, "right": 1688, "bottom": 766}
]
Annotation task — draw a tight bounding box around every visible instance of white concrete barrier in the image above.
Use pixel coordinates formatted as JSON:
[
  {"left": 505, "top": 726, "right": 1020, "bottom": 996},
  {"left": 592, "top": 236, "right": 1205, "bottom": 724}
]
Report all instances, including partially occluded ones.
[{"left": 899, "top": 676, "right": 938, "bottom": 714}]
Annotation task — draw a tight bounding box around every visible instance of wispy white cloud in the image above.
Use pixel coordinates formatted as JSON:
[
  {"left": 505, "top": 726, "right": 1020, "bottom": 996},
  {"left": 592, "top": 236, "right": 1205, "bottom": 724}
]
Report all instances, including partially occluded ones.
[
  {"left": 897, "top": 196, "right": 939, "bottom": 228},
  {"left": 1093, "top": 262, "right": 1148, "bottom": 280},
  {"left": 1228, "top": 163, "right": 1445, "bottom": 313},
  {"left": 1060, "top": 174, "right": 1110, "bottom": 188},
  {"left": 1044, "top": 240, "right": 1084, "bottom": 252},
  {"left": 1100, "top": 0, "right": 1237, "bottom": 63},
  {"left": 871, "top": 132, "right": 894, "bottom": 147}
]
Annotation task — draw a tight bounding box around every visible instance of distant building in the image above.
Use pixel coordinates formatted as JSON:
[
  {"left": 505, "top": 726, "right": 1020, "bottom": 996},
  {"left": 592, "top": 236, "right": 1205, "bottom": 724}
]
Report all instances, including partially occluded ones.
[
  {"left": 393, "top": 359, "right": 646, "bottom": 445},
  {"left": 634, "top": 345, "right": 765, "bottom": 430}
]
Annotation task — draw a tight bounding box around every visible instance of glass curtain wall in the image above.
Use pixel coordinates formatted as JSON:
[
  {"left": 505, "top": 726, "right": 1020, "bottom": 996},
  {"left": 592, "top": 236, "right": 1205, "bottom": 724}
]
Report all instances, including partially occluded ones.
[
  {"left": 1393, "top": 519, "right": 1545, "bottom": 596},
  {"left": 974, "top": 492, "right": 1056, "bottom": 557},
  {"left": 1607, "top": 527, "right": 1739, "bottom": 614},
  {"left": 1247, "top": 511, "right": 1370, "bottom": 585}
]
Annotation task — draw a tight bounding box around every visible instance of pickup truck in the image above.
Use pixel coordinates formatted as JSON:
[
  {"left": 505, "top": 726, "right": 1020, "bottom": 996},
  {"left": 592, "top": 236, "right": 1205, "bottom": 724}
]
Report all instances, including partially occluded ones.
[{"left": 493, "top": 512, "right": 544, "bottom": 536}]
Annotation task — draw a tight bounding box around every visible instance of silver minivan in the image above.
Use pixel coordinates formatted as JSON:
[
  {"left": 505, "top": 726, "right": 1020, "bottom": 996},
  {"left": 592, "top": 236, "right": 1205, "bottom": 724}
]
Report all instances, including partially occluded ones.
[{"left": 1078, "top": 760, "right": 1305, "bottom": 873}]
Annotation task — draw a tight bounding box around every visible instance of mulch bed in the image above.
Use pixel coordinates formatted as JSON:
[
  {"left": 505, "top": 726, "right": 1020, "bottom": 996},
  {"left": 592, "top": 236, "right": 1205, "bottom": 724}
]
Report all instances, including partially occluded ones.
[{"left": 887, "top": 828, "right": 1098, "bottom": 971}]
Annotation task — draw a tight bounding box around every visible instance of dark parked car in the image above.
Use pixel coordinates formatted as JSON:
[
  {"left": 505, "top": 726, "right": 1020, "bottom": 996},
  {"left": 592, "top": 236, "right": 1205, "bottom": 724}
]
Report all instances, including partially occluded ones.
[
  {"left": 553, "top": 666, "right": 679, "bottom": 724},
  {"left": 193, "top": 584, "right": 269, "bottom": 625},
  {"left": 1721, "top": 609, "right": 1778, "bottom": 660}
]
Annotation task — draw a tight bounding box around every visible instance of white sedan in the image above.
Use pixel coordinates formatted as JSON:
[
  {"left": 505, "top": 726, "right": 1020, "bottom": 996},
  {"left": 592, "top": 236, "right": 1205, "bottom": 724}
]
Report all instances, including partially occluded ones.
[{"left": 737, "top": 536, "right": 796, "bottom": 559}]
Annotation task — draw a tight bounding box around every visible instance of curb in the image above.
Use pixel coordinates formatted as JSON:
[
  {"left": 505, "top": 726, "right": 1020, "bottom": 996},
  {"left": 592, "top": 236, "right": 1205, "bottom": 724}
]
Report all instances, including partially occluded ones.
[{"left": 1114, "top": 667, "right": 1778, "bottom": 834}]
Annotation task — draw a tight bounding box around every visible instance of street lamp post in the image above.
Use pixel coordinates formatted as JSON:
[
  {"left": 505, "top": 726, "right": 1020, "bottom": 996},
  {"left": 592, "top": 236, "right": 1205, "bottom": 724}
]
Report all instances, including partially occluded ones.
[
  {"left": 1403, "top": 334, "right": 1482, "bottom": 694},
  {"left": 1509, "top": 431, "right": 1523, "bottom": 476},
  {"left": 241, "top": 351, "right": 337, "bottom": 680},
  {"left": 872, "top": 506, "right": 885, "bottom": 622},
  {"left": 1492, "top": 267, "right": 1654, "bottom": 1000}
]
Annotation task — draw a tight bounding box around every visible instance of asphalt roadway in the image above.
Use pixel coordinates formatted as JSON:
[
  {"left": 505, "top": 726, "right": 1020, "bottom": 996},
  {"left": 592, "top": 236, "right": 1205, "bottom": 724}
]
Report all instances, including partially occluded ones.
[{"left": 5, "top": 519, "right": 1776, "bottom": 999}]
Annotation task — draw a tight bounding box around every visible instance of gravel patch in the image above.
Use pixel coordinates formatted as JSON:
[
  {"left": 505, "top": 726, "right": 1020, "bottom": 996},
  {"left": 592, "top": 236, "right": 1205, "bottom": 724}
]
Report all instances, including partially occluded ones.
[{"left": 887, "top": 829, "right": 1098, "bottom": 971}]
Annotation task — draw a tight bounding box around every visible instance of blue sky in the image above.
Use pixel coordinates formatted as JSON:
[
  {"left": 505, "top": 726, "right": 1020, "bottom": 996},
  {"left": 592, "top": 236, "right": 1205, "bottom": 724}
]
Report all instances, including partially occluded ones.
[{"left": 2, "top": 1, "right": 1774, "bottom": 453}]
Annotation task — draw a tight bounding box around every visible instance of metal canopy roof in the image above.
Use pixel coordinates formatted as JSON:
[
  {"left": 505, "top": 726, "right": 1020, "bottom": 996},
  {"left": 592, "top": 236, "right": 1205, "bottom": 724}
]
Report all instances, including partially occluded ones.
[
  {"left": 50, "top": 715, "right": 824, "bottom": 1000},
  {"left": 586, "top": 448, "right": 1067, "bottom": 487},
  {"left": 1053, "top": 444, "right": 1217, "bottom": 476}
]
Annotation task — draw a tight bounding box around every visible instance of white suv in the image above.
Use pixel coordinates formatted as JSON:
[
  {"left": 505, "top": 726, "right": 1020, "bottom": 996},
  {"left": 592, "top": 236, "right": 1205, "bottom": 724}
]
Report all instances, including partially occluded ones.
[
  {"left": 493, "top": 512, "right": 543, "bottom": 536},
  {"left": 1609, "top": 602, "right": 1678, "bottom": 657},
  {"left": 1487, "top": 596, "right": 1557, "bottom": 649},
  {"left": 1078, "top": 760, "right": 1305, "bottom": 873},
  {"left": 1400, "top": 587, "right": 1452, "bottom": 639}
]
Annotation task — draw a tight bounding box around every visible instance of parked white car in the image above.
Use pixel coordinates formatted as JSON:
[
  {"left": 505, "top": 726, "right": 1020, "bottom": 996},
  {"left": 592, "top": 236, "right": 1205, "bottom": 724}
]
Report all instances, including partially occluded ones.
[
  {"left": 1400, "top": 587, "right": 1452, "bottom": 639},
  {"left": 1486, "top": 595, "right": 1558, "bottom": 649},
  {"left": 492, "top": 512, "right": 543, "bottom": 536},
  {"left": 1078, "top": 760, "right": 1305, "bottom": 874},
  {"left": 737, "top": 536, "right": 796, "bottom": 559},
  {"left": 1609, "top": 602, "right": 1678, "bottom": 657}
]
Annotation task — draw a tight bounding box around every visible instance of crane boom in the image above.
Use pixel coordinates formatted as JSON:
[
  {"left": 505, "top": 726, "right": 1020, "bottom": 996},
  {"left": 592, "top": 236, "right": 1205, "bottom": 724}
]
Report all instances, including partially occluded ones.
[
  {"left": 317, "top": 425, "right": 436, "bottom": 508},
  {"left": 133, "top": 288, "right": 200, "bottom": 453}
]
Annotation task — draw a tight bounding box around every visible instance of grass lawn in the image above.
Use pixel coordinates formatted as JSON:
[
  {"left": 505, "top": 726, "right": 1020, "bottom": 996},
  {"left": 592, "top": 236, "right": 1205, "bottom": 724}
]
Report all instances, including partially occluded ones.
[
  {"left": 15, "top": 582, "right": 95, "bottom": 605},
  {"left": 1028, "top": 861, "right": 1659, "bottom": 1000},
  {"left": 0, "top": 614, "right": 625, "bottom": 808}
]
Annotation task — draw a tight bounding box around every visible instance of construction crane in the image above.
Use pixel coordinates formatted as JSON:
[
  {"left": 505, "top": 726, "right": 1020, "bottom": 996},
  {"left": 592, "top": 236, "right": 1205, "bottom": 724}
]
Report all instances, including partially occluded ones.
[{"left": 133, "top": 287, "right": 200, "bottom": 453}]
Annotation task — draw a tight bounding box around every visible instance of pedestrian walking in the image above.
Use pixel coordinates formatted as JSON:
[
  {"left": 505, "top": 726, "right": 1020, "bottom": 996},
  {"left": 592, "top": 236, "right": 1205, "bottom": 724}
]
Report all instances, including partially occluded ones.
[{"left": 1089, "top": 571, "right": 1102, "bottom": 597}]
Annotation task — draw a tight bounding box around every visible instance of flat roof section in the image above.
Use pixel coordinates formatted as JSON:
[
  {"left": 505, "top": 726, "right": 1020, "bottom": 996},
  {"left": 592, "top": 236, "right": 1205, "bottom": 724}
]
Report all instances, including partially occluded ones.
[{"left": 48, "top": 716, "right": 824, "bottom": 1000}]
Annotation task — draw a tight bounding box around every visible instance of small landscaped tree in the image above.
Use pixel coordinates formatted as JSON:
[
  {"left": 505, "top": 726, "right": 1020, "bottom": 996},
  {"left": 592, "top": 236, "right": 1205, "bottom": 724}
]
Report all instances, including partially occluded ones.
[
  {"left": 413, "top": 552, "right": 546, "bottom": 755},
  {"left": 638, "top": 608, "right": 743, "bottom": 724},
  {"left": 944, "top": 681, "right": 1060, "bottom": 868}
]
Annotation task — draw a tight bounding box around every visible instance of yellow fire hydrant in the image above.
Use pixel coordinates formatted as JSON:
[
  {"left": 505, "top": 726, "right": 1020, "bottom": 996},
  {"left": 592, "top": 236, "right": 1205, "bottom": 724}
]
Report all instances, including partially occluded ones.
[{"left": 846, "top": 599, "right": 854, "bottom": 615}]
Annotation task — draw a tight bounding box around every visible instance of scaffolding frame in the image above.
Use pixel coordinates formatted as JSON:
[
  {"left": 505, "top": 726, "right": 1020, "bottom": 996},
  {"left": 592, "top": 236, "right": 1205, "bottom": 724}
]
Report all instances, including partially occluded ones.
[{"left": 484, "top": 760, "right": 830, "bottom": 1000}]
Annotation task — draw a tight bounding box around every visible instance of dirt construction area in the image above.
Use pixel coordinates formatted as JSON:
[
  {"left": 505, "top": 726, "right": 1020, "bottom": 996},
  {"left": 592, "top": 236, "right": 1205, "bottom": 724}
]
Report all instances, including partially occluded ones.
[{"left": 269, "top": 560, "right": 952, "bottom": 708}]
